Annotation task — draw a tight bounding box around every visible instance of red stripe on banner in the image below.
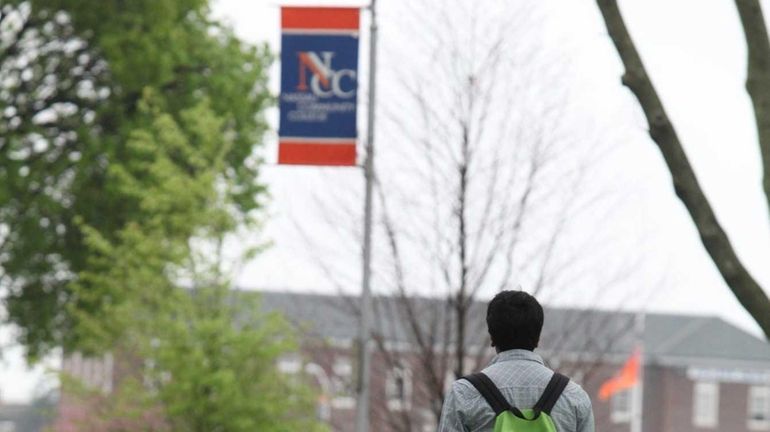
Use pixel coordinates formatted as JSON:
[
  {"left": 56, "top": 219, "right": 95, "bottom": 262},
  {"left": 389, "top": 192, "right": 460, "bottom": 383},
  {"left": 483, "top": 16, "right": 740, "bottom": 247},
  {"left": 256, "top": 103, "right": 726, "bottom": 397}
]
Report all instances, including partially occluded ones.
[
  {"left": 279, "top": 142, "right": 357, "bottom": 166},
  {"left": 281, "top": 7, "right": 360, "bottom": 31}
]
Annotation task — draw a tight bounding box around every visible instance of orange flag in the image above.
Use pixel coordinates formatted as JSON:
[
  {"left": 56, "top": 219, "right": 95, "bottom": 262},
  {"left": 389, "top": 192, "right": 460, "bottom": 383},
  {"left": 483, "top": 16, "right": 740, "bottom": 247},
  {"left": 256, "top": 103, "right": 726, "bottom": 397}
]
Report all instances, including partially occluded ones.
[{"left": 599, "top": 348, "right": 641, "bottom": 401}]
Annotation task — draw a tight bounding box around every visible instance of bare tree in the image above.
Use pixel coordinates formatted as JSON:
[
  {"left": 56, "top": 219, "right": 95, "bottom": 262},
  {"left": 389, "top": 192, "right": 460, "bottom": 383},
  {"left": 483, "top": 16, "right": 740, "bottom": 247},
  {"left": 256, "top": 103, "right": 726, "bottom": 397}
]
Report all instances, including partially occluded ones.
[
  {"left": 284, "top": 1, "right": 655, "bottom": 430},
  {"left": 356, "top": 1, "right": 655, "bottom": 428},
  {"left": 594, "top": 0, "right": 770, "bottom": 340}
]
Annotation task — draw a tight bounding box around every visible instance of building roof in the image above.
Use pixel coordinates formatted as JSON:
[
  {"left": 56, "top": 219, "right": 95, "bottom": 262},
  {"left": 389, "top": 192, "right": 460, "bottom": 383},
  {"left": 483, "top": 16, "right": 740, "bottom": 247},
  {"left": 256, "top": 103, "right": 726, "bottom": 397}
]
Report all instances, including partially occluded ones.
[
  {"left": 256, "top": 290, "right": 770, "bottom": 368},
  {"left": 0, "top": 401, "right": 55, "bottom": 432}
]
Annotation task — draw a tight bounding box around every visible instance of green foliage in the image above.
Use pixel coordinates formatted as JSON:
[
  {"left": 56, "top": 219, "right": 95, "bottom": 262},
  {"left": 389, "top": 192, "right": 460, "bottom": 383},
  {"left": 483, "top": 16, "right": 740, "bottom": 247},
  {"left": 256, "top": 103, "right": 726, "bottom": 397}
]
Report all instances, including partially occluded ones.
[
  {"left": 55, "top": 93, "right": 325, "bottom": 428},
  {"left": 151, "top": 287, "right": 327, "bottom": 432},
  {"left": 60, "top": 373, "right": 168, "bottom": 432},
  {"left": 61, "top": 286, "right": 326, "bottom": 432},
  {"left": 0, "top": 3, "right": 327, "bottom": 429},
  {"left": 0, "top": 0, "right": 271, "bottom": 358}
]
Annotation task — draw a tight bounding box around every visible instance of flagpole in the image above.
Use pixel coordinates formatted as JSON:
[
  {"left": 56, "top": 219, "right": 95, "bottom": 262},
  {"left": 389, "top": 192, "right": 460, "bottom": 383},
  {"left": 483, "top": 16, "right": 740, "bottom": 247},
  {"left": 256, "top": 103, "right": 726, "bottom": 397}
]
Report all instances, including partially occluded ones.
[
  {"left": 355, "top": 1, "right": 377, "bottom": 431},
  {"left": 631, "top": 311, "right": 646, "bottom": 432}
]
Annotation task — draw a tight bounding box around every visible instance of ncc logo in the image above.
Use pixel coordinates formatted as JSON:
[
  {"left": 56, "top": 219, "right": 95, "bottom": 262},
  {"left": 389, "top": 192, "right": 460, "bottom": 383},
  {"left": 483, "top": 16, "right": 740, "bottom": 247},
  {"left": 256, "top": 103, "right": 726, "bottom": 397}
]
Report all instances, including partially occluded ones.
[{"left": 297, "top": 51, "right": 357, "bottom": 98}]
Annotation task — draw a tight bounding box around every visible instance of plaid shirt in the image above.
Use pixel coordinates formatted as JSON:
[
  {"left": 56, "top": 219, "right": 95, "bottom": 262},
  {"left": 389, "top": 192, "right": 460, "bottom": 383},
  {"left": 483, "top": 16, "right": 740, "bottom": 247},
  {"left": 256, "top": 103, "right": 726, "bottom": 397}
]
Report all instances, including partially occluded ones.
[{"left": 438, "top": 349, "right": 595, "bottom": 432}]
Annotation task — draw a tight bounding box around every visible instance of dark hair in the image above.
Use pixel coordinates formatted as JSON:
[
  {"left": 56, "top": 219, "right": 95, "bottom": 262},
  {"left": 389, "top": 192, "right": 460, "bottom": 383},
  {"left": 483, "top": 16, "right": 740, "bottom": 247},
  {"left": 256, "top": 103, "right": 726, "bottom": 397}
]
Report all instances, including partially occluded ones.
[{"left": 486, "top": 290, "right": 544, "bottom": 352}]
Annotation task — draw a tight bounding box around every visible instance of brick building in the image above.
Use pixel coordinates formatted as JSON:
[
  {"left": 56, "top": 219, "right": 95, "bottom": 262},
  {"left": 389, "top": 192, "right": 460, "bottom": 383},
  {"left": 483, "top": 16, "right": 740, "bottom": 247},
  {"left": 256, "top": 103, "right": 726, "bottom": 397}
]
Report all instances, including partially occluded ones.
[
  {"left": 260, "top": 291, "right": 770, "bottom": 432},
  {"left": 56, "top": 290, "right": 770, "bottom": 432}
]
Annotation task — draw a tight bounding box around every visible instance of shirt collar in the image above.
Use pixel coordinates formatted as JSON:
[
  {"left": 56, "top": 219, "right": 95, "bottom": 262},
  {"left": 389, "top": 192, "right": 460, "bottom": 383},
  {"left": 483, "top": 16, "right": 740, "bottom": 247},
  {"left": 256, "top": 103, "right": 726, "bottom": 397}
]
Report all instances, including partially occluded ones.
[{"left": 490, "top": 349, "right": 545, "bottom": 366}]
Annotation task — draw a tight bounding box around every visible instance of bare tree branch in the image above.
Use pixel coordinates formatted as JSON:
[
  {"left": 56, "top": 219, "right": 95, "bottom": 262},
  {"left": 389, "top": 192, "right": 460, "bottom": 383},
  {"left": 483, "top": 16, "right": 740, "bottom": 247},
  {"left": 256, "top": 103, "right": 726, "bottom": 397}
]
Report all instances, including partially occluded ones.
[
  {"left": 595, "top": 0, "right": 770, "bottom": 339},
  {"left": 735, "top": 0, "right": 770, "bottom": 217}
]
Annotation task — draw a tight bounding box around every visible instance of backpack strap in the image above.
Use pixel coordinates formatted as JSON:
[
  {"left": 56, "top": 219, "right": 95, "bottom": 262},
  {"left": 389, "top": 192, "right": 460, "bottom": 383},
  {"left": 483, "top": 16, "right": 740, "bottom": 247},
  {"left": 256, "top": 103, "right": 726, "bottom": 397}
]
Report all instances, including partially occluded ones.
[
  {"left": 461, "top": 373, "right": 525, "bottom": 418},
  {"left": 533, "top": 372, "right": 570, "bottom": 415}
]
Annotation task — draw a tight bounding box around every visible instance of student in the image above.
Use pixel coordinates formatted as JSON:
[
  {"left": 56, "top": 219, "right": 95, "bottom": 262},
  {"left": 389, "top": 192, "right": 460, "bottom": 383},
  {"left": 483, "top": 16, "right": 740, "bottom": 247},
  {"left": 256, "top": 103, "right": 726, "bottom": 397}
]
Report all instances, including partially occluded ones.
[{"left": 438, "top": 290, "right": 595, "bottom": 432}]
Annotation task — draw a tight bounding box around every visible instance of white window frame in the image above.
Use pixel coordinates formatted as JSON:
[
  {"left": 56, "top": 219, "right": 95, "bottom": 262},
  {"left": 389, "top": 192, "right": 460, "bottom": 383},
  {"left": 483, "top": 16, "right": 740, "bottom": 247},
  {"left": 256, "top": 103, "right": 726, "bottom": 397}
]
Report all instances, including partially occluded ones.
[
  {"left": 66, "top": 352, "right": 114, "bottom": 394},
  {"left": 303, "top": 363, "right": 332, "bottom": 421},
  {"left": 443, "top": 371, "right": 455, "bottom": 394},
  {"left": 692, "top": 381, "right": 719, "bottom": 428},
  {"left": 749, "top": 386, "right": 770, "bottom": 431},
  {"left": 331, "top": 357, "right": 355, "bottom": 409},
  {"left": 571, "top": 369, "right": 586, "bottom": 386},
  {"left": 610, "top": 389, "right": 632, "bottom": 424},
  {"left": 386, "top": 366, "right": 413, "bottom": 411},
  {"left": 277, "top": 354, "right": 302, "bottom": 374},
  {"left": 420, "top": 408, "right": 437, "bottom": 432}
]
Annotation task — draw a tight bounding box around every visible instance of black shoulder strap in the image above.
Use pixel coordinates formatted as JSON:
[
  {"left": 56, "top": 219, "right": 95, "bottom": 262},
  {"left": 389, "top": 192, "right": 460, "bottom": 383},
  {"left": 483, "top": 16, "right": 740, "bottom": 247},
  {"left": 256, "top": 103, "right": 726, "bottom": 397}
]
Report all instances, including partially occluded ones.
[
  {"left": 533, "top": 373, "right": 570, "bottom": 415},
  {"left": 461, "top": 373, "right": 511, "bottom": 416}
]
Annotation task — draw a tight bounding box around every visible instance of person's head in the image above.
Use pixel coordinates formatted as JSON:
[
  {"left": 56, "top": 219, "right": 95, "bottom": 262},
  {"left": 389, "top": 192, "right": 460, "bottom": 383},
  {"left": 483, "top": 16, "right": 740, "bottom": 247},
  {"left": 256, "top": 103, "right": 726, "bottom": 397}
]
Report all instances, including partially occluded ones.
[{"left": 486, "top": 290, "right": 544, "bottom": 352}]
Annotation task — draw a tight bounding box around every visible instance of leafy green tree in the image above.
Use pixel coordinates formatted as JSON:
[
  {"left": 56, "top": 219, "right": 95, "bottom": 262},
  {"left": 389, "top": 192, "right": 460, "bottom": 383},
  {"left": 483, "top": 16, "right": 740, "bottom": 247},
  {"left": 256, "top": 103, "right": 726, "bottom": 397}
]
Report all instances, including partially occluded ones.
[
  {"left": 0, "top": 0, "right": 270, "bottom": 358},
  {"left": 41, "top": 89, "right": 324, "bottom": 429},
  {"left": 61, "top": 284, "right": 326, "bottom": 432},
  {"left": 153, "top": 286, "right": 326, "bottom": 432},
  {"left": 69, "top": 94, "right": 233, "bottom": 352},
  {"left": 1, "top": 3, "right": 326, "bottom": 429},
  {"left": 68, "top": 140, "right": 324, "bottom": 427}
]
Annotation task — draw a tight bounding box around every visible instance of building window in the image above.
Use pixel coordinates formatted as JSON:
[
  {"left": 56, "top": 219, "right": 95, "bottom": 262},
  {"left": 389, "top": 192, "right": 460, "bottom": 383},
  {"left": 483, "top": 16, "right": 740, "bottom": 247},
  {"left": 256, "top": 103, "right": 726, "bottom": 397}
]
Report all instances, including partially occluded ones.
[
  {"left": 611, "top": 389, "right": 632, "bottom": 423},
  {"left": 444, "top": 370, "right": 455, "bottom": 394},
  {"left": 571, "top": 369, "right": 586, "bottom": 386},
  {"left": 331, "top": 357, "right": 355, "bottom": 409},
  {"left": 420, "top": 408, "right": 437, "bottom": 432},
  {"left": 749, "top": 386, "right": 770, "bottom": 430},
  {"left": 692, "top": 381, "right": 719, "bottom": 428},
  {"left": 303, "top": 363, "right": 332, "bottom": 421},
  {"left": 386, "top": 366, "right": 412, "bottom": 411},
  {"left": 277, "top": 354, "right": 302, "bottom": 374},
  {"left": 65, "top": 352, "right": 113, "bottom": 394}
]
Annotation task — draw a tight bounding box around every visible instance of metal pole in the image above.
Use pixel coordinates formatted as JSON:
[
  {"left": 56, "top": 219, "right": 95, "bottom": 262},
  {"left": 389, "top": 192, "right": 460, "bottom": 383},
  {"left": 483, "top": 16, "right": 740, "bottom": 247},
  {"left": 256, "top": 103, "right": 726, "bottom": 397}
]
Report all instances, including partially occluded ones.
[
  {"left": 355, "top": 1, "right": 377, "bottom": 432},
  {"left": 631, "top": 311, "right": 645, "bottom": 432}
]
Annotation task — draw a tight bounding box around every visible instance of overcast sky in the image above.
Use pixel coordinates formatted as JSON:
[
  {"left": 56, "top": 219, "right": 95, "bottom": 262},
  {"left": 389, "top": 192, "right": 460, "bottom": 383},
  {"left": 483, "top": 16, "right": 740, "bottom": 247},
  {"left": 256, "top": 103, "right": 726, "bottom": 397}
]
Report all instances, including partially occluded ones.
[
  {"left": 216, "top": 0, "right": 770, "bottom": 332},
  {"left": 3, "top": 0, "right": 770, "bottom": 403}
]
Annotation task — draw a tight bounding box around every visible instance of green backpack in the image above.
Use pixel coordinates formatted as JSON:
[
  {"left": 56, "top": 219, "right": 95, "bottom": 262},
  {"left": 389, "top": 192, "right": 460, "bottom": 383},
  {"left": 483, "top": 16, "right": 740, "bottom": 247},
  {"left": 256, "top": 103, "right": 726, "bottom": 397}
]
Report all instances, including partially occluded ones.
[{"left": 461, "top": 372, "right": 569, "bottom": 432}]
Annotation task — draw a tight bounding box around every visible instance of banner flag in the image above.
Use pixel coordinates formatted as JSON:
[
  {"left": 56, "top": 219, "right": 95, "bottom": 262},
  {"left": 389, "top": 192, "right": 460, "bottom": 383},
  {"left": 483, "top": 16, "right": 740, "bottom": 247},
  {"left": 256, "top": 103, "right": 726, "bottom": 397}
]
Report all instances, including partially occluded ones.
[
  {"left": 599, "top": 348, "right": 641, "bottom": 401},
  {"left": 279, "top": 7, "right": 360, "bottom": 166}
]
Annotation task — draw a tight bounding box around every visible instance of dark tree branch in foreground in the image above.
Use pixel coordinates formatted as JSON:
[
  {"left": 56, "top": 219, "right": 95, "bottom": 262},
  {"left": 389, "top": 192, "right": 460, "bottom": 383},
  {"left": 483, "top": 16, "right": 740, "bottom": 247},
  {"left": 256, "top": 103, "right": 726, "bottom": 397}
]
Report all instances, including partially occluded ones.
[
  {"left": 735, "top": 0, "right": 770, "bottom": 218},
  {"left": 595, "top": 0, "right": 770, "bottom": 339}
]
